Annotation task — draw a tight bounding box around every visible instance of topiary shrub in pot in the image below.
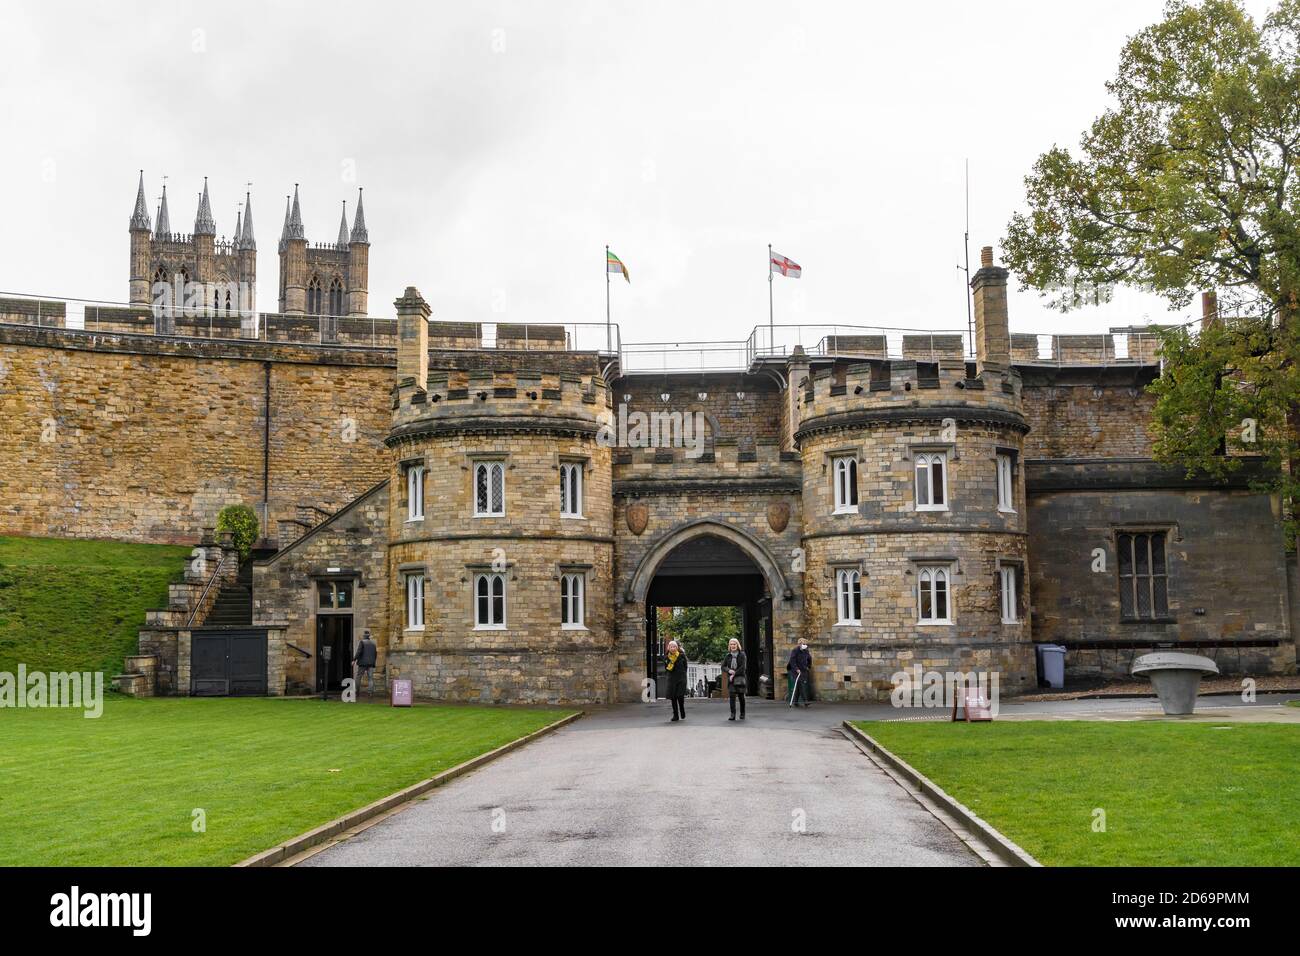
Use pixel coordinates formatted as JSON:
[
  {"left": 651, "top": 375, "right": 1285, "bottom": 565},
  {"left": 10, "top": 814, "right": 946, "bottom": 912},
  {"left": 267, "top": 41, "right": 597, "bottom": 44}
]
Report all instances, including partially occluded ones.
[{"left": 215, "top": 504, "right": 260, "bottom": 560}]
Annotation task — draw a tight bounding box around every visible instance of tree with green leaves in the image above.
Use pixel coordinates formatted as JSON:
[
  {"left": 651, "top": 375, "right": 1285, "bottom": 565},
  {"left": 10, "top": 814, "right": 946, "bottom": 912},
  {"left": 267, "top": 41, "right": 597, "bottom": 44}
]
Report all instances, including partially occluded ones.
[
  {"left": 1003, "top": 0, "right": 1300, "bottom": 539},
  {"left": 658, "top": 605, "right": 741, "bottom": 663}
]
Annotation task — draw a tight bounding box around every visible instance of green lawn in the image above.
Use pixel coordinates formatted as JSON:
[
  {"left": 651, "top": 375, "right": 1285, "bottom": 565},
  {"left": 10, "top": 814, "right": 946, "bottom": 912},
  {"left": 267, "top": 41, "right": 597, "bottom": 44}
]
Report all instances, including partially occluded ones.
[
  {"left": 0, "top": 535, "right": 191, "bottom": 676},
  {"left": 858, "top": 720, "right": 1299, "bottom": 866},
  {"left": 0, "top": 696, "right": 573, "bottom": 866}
]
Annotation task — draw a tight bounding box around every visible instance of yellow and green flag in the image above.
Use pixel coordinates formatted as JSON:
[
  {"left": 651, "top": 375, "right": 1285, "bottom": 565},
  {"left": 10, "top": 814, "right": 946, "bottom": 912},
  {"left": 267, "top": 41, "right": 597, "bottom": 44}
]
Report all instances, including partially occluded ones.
[{"left": 606, "top": 249, "right": 630, "bottom": 283}]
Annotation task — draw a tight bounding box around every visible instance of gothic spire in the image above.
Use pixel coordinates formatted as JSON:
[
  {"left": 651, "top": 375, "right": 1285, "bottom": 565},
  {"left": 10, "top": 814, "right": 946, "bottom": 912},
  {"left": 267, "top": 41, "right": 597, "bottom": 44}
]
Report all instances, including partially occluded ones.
[
  {"left": 154, "top": 183, "right": 171, "bottom": 239},
  {"left": 336, "top": 201, "right": 349, "bottom": 248},
  {"left": 279, "top": 195, "right": 291, "bottom": 251},
  {"left": 129, "top": 170, "right": 151, "bottom": 232},
  {"left": 349, "top": 187, "right": 369, "bottom": 244},
  {"left": 286, "top": 184, "right": 305, "bottom": 240},
  {"left": 195, "top": 177, "right": 216, "bottom": 236},
  {"left": 240, "top": 191, "right": 256, "bottom": 250}
]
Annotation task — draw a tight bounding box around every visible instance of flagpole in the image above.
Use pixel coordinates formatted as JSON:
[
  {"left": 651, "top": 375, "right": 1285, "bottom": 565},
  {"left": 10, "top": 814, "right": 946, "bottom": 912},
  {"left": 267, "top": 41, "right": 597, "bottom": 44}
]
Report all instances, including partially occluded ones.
[
  {"left": 768, "top": 243, "right": 774, "bottom": 348},
  {"left": 605, "top": 244, "right": 611, "bottom": 353}
]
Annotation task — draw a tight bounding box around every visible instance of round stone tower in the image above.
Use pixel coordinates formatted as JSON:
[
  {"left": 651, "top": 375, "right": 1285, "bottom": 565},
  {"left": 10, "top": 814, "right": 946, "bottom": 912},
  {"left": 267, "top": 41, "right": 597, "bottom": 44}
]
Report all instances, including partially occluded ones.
[
  {"left": 793, "top": 248, "right": 1035, "bottom": 702},
  {"left": 382, "top": 288, "right": 615, "bottom": 704}
]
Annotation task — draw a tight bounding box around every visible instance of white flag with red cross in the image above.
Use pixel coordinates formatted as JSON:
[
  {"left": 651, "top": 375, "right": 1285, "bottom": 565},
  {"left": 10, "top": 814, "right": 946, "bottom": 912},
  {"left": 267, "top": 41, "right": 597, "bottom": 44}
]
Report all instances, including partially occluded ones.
[{"left": 770, "top": 250, "right": 801, "bottom": 278}]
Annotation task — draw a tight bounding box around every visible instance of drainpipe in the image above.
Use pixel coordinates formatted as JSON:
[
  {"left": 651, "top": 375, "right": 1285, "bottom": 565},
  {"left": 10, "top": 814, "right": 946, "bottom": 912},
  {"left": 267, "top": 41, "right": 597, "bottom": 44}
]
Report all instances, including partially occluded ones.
[{"left": 262, "top": 361, "right": 272, "bottom": 539}]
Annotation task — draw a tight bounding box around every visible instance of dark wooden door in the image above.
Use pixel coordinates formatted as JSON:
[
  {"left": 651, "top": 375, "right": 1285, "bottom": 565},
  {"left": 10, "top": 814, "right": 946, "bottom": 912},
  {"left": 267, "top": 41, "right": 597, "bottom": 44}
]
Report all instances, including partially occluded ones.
[
  {"left": 315, "top": 616, "right": 353, "bottom": 693},
  {"left": 191, "top": 629, "right": 267, "bottom": 696}
]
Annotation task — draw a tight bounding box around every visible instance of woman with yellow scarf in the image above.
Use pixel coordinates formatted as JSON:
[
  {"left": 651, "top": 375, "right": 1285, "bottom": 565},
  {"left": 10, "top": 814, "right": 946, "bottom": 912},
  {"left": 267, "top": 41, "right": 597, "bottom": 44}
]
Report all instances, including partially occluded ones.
[{"left": 665, "top": 639, "right": 689, "bottom": 722}]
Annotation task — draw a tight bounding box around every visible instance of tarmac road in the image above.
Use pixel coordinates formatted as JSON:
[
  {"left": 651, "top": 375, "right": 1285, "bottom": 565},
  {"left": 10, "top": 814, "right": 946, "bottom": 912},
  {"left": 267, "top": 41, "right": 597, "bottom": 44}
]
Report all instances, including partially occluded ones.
[{"left": 301, "top": 698, "right": 979, "bottom": 867}]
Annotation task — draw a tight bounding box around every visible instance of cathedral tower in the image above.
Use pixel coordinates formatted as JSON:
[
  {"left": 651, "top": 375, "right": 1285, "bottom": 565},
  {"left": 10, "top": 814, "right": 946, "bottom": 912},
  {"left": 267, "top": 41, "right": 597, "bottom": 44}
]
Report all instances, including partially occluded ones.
[
  {"left": 127, "top": 172, "right": 256, "bottom": 316},
  {"left": 277, "top": 185, "right": 370, "bottom": 320}
]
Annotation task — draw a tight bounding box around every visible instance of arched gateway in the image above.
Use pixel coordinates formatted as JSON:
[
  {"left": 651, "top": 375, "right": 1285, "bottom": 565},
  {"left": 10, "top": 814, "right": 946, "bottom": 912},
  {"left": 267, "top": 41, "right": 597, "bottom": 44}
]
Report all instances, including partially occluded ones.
[{"left": 624, "top": 520, "right": 796, "bottom": 701}]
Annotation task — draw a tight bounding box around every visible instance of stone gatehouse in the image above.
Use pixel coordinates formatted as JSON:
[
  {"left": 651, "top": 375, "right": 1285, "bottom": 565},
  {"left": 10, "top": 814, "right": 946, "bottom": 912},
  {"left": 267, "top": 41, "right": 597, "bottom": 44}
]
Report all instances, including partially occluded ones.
[
  {"left": 1, "top": 207, "right": 1297, "bottom": 701},
  {"left": 249, "top": 250, "right": 1294, "bottom": 703}
]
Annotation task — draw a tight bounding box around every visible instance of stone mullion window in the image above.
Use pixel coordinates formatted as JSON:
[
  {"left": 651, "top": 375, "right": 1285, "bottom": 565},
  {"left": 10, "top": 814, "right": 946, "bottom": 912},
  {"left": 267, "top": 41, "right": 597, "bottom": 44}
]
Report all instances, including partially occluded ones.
[
  {"left": 831, "top": 455, "right": 858, "bottom": 514},
  {"left": 560, "top": 572, "right": 585, "bottom": 628},
  {"left": 1117, "top": 531, "right": 1170, "bottom": 620},
  {"left": 995, "top": 452, "right": 1015, "bottom": 512},
  {"left": 404, "top": 572, "right": 425, "bottom": 631},
  {"left": 998, "top": 563, "right": 1020, "bottom": 623},
  {"left": 914, "top": 453, "right": 948, "bottom": 511},
  {"left": 474, "top": 572, "right": 507, "bottom": 628},
  {"left": 473, "top": 460, "right": 506, "bottom": 517},
  {"left": 834, "top": 568, "right": 861, "bottom": 625},
  {"left": 560, "top": 462, "right": 583, "bottom": 517},
  {"left": 916, "top": 565, "right": 953, "bottom": 624},
  {"left": 406, "top": 464, "right": 425, "bottom": 522}
]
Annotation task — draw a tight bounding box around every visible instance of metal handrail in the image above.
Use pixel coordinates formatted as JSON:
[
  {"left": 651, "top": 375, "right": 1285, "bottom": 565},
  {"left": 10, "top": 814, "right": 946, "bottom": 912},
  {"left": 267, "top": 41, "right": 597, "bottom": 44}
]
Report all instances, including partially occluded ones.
[
  {"left": 186, "top": 552, "right": 229, "bottom": 628},
  {"left": 0, "top": 291, "right": 622, "bottom": 354}
]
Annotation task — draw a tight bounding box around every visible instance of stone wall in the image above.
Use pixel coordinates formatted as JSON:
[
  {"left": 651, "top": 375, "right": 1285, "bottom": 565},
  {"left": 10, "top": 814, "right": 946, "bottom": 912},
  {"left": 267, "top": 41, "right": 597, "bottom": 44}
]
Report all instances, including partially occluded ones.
[
  {"left": 617, "top": 372, "right": 784, "bottom": 448},
  {"left": 0, "top": 325, "right": 393, "bottom": 543},
  {"left": 1026, "top": 459, "right": 1294, "bottom": 679},
  {"left": 1019, "top": 366, "right": 1158, "bottom": 459}
]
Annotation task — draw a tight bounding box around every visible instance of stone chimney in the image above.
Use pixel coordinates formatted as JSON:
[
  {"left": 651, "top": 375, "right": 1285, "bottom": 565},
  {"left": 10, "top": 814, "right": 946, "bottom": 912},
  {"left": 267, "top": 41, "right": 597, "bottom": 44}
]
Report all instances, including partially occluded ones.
[
  {"left": 1201, "top": 291, "right": 1219, "bottom": 330},
  {"left": 394, "top": 287, "right": 430, "bottom": 388},
  {"left": 971, "top": 245, "right": 1010, "bottom": 371},
  {"left": 785, "top": 345, "right": 809, "bottom": 452}
]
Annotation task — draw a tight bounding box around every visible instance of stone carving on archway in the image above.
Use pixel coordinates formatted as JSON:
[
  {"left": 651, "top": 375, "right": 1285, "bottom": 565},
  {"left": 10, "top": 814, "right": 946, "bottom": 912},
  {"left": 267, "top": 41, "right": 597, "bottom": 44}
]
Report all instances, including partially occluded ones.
[
  {"left": 766, "top": 500, "right": 791, "bottom": 533},
  {"left": 626, "top": 501, "right": 648, "bottom": 535}
]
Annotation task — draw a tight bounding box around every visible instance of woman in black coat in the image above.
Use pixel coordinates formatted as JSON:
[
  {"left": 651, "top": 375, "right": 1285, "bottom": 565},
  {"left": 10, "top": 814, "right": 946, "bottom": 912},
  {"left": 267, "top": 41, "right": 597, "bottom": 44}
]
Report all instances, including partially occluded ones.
[
  {"left": 723, "top": 637, "right": 747, "bottom": 721},
  {"left": 665, "top": 640, "right": 689, "bottom": 722}
]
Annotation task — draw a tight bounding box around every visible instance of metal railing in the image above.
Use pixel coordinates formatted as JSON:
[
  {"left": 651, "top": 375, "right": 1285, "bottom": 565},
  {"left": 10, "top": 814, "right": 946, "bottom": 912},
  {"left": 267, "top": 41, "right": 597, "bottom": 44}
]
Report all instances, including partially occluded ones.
[
  {"left": 1, "top": 290, "right": 1168, "bottom": 367},
  {"left": 0, "top": 292, "right": 623, "bottom": 354},
  {"left": 619, "top": 339, "right": 752, "bottom": 374},
  {"left": 620, "top": 325, "right": 1169, "bottom": 374},
  {"left": 187, "top": 553, "right": 229, "bottom": 628}
]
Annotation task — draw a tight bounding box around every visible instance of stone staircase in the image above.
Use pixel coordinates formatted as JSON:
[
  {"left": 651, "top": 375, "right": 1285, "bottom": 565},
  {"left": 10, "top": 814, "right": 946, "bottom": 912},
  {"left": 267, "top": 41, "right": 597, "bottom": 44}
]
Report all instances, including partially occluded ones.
[
  {"left": 203, "top": 561, "right": 254, "bottom": 627},
  {"left": 115, "top": 529, "right": 241, "bottom": 696}
]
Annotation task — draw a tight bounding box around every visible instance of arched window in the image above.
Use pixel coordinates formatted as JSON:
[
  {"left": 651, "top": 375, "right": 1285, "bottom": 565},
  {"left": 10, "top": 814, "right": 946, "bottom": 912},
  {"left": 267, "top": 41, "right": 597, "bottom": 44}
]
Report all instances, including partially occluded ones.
[
  {"left": 329, "top": 277, "right": 344, "bottom": 317},
  {"left": 475, "top": 573, "right": 506, "bottom": 628},
  {"left": 561, "top": 573, "right": 585, "bottom": 628},
  {"left": 474, "top": 461, "right": 505, "bottom": 516},
  {"left": 915, "top": 452, "right": 948, "bottom": 510},
  {"left": 560, "top": 462, "right": 583, "bottom": 517},
  {"left": 212, "top": 289, "right": 220, "bottom": 316},
  {"left": 832, "top": 455, "right": 858, "bottom": 513},
  {"left": 307, "top": 276, "right": 323, "bottom": 315},
  {"left": 918, "top": 566, "right": 951, "bottom": 623},
  {"left": 225, "top": 290, "right": 233, "bottom": 315},
  {"left": 835, "top": 568, "right": 861, "bottom": 625}
]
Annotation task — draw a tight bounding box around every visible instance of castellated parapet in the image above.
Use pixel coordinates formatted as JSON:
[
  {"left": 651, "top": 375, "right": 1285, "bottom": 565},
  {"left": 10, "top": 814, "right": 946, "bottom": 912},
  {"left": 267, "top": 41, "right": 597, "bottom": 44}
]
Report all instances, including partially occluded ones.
[{"left": 380, "top": 288, "right": 616, "bottom": 703}]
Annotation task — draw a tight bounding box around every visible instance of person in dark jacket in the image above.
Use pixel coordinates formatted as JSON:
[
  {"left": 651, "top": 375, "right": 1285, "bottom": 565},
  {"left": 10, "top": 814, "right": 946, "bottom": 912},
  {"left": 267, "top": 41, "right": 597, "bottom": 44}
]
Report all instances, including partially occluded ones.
[
  {"left": 665, "top": 640, "right": 689, "bottom": 722},
  {"left": 723, "top": 638, "right": 747, "bottom": 721},
  {"left": 353, "top": 629, "right": 378, "bottom": 698},
  {"left": 787, "top": 641, "right": 812, "bottom": 707}
]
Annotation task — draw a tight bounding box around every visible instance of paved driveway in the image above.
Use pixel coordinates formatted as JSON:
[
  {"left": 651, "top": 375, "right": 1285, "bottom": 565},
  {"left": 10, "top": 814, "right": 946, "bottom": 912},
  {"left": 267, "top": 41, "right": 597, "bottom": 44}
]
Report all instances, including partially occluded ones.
[{"left": 302, "top": 699, "right": 979, "bottom": 867}]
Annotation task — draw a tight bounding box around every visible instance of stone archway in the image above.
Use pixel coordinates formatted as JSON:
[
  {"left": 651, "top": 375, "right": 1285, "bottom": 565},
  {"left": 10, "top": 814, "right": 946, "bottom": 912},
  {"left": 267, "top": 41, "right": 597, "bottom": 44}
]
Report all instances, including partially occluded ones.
[
  {"left": 624, "top": 518, "right": 792, "bottom": 607},
  {"left": 622, "top": 519, "right": 797, "bottom": 702}
]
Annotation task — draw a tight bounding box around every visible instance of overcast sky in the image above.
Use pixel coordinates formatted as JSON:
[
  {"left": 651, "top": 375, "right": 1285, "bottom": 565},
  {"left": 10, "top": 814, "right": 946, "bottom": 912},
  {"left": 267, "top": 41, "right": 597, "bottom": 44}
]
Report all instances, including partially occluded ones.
[{"left": 0, "top": 0, "right": 1279, "bottom": 350}]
